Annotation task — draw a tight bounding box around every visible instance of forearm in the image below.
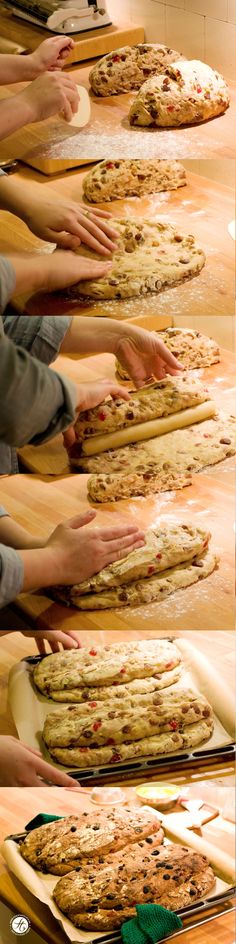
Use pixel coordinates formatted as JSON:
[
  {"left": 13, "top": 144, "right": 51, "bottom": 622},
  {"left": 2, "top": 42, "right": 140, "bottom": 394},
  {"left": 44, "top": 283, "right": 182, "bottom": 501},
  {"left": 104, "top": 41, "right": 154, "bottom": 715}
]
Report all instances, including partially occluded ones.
[
  {"left": 18, "top": 545, "right": 59, "bottom": 591},
  {"left": 0, "top": 516, "right": 45, "bottom": 550},
  {"left": 0, "top": 53, "right": 37, "bottom": 85},
  {"left": 61, "top": 316, "right": 127, "bottom": 356},
  {"left": 0, "top": 95, "right": 33, "bottom": 141}
]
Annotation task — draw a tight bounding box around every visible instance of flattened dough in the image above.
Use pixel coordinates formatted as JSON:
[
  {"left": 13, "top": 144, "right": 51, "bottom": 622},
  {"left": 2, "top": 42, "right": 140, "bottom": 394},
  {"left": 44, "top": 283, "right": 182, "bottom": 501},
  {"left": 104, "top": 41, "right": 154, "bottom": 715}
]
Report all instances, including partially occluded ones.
[
  {"left": 69, "top": 218, "right": 205, "bottom": 301},
  {"left": 52, "top": 549, "right": 218, "bottom": 611},
  {"left": 116, "top": 326, "right": 220, "bottom": 381},
  {"left": 89, "top": 44, "right": 184, "bottom": 96},
  {"left": 83, "top": 159, "right": 186, "bottom": 202},
  {"left": 129, "top": 60, "right": 229, "bottom": 127},
  {"left": 49, "top": 719, "right": 213, "bottom": 767},
  {"left": 39, "top": 666, "right": 181, "bottom": 704}
]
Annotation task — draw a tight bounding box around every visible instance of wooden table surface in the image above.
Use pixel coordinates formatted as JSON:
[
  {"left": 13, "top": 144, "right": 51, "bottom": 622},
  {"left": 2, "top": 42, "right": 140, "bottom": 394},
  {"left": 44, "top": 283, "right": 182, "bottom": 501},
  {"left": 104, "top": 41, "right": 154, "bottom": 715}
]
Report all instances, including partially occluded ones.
[
  {"left": 1, "top": 462, "right": 235, "bottom": 632},
  {"left": 17, "top": 346, "right": 236, "bottom": 474},
  {"left": 0, "top": 60, "right": 235, "bottom": 163},
  {"left": 0, "top": 783, "right": 235, "bottom": 944},
  {"left": 1, "top": 167, "right": 235, "bottom": 320}
]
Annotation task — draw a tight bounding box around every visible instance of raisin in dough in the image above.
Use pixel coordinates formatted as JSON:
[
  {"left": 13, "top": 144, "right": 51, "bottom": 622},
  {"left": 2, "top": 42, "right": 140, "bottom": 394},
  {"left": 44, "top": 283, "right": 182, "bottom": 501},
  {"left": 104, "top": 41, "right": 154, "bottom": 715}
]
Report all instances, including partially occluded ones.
[
  {"left": 33, "top": 638, "right": 181, "bottom": 697},
  {"left": 83, "top": 159, "right": 186, "bottom": 202},
  {"left": 52, "top": 549, "right": 217, "bottom": 610},
  {"left": 116, "top": 327, "right": 220, "bottom": 381},
  {"left": 49, "top": 718, "right": 213, "bottom": 767},
  {"left": 74, "top": 375, "right": 211, "bottom": 455},
  {"left": 69, "top": 219, "right": 205, "bottom": 301},
  {"left": 80, "top": 413, "right": 236, "bottom": 502},
  {"left": 20, "top": 806, "right": 161, "bottom": 873},
  {"left": 55, "top": 524, "right": 210, "bottom": 598},
  {"left": 89, "top": 44, "right": 184, "bottom": 96},
  {"left": 129, "top": 60, "right": 229, "bottom": 127},
  {"left": 39, "top": 666, "right": 181, "bottom": 704},
  {"left": 43, "top": 689, "right": 213, "bottom": 749}
]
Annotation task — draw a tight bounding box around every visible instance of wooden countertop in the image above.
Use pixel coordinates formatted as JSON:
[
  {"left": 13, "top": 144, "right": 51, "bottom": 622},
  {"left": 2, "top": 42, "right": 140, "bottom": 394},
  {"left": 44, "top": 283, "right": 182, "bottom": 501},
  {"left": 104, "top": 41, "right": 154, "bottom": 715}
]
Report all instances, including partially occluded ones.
[
  {"left": 1, "top": 167, "right": 235, "bottom": 319},
  {"left": 0, "top": 784, "right": 235, "bottom": 944},
  {"left": 1, "top": 463, "right": 235, "bottom": 632},
  {"left": 17, "top": 346, "right": 236, "bottom": 474},
  {"left": 0, "top": 11, "right": 144, "bottom": 65},
  {"left": 0, "top": 60, "right": 235, "bottom": 163}
]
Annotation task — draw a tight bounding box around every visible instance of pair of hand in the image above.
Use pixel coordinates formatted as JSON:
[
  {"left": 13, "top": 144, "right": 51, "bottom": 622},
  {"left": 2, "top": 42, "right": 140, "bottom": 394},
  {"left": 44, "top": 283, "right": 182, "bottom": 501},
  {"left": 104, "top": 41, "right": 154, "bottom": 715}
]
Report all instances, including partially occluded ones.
[
  {"left": 24, "top": 199, "right": 119, "bottom": 255},
  {"left": 43, "top": 509, "right": 145, "bottom": 587},
  {"left": 20, "top": 629, "right": 81, "bottom": 654}
]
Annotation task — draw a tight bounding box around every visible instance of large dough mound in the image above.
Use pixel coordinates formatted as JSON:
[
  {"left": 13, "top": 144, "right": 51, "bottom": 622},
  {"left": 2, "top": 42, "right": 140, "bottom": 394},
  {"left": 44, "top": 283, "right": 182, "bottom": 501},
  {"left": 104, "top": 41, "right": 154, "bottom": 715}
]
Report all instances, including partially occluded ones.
[
  {"left": 116, "top": 327, "right": 220, "bottom": 380},
  {"left": 89, "top": 43, "right": 183, "bottom": 96},
  {"left": 54, "top": 844, "right": 215, "bottom": 930},
  {"left": 33, "top": 638, "right": 181, "bottom": 698},
  {"left": 70, "top": 218, "right": 205, "bottom": 300},
  {"left": 83, "top": 159, "right": 186, "bottom": 202},
  {"left": 129, "top": 60, "right": 229, "bottom": 127}
]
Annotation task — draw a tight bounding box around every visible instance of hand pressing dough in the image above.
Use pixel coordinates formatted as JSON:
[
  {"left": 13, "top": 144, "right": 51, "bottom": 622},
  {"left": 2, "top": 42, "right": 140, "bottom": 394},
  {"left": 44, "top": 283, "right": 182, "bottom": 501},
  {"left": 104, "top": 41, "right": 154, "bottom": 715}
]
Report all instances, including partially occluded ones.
[
  {"left": 83, "top": 159, "right": 186, "bottom": 202},
  {"left": 43, "top": 689, "right": 213, "bottom": 749},
  {"left": 49, "top": 718, "right": 214, "bottom": 767},
  {"left": 52, "top": 549, "right": 218, "bottom": 611},
  {"left": 65, "top": 86, "right": 91, "bottom": 128},
  {"left": 116, "top": 327, "right": 220, "bottom": 381},
  {"left": 38, "top": 666, "right": 181, "bottom": 704},
  {"left": 129, "top": 60, "right": 230, "bottom": 127},
  {"left": 76, "top": 401, "right": 216, "bottom": 456},
  {"left": 89, "top": 44, "right": 184, "bottom": 96},
  {"left": 33, "top": 638, "right": 181, "bottom": 696},
  {"left": 74, "top": 375, "right": 213, "bottom": 454},
  {"left": 69, "top": 218, "right": 205, "bottom": 301},
  {"left": 79, "top": 413, "right": 236, "bottom": 502},
  {"left": 63, "top": 524, "right": 210, "bottom": 596}
]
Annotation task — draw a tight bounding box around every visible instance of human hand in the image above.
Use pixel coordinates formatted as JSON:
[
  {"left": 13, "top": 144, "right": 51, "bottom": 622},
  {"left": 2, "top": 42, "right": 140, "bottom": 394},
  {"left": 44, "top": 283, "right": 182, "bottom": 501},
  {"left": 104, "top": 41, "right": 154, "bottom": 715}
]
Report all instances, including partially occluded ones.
[
  {"left": 63, "top": 378, "right": 130, "bottom": 449},
  {"left": 32, "top": 251, "right": 113, "bottom": 293},
  {"left": 0, "top": 737, "right": 78, "bottom": 787},
  {"left": 17, "top": 71, "right": 79, "bottom": 124},
  {"left": 21, "top": 630, "right": 81, "bottom": 653},
  {"left": 29, "top": 36, "right": 74, "bottom": 76},
  {"left": 24, "top": 197, "right": 119, "bottom": 255},
  {"left": 45, "top": 509, "right": 145, "bottom": 585},
  {"left": 115, "top": 325, "right": 183, "bottom": 387}
]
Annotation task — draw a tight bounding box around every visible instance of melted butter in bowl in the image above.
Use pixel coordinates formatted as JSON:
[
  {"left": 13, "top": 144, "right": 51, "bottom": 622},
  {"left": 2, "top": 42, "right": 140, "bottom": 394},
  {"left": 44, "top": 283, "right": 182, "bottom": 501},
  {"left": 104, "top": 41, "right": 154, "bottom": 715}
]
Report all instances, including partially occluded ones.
[{"left": 136, "top": 782, "right": 180, "bottom": 810}]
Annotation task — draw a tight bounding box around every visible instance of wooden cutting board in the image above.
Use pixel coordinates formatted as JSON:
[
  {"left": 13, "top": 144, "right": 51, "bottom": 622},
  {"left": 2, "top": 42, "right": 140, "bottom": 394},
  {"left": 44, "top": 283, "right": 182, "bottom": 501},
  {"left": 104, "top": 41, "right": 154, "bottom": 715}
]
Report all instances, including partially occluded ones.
[
  {"left": 1, "top": 466, "right": 235, "bottom": 632},
  {"left": 2, "top": 168, "right": 235, "bottom": 319},
  {"left": 0, "top": 58, "right": 235, "bottom": 165}
]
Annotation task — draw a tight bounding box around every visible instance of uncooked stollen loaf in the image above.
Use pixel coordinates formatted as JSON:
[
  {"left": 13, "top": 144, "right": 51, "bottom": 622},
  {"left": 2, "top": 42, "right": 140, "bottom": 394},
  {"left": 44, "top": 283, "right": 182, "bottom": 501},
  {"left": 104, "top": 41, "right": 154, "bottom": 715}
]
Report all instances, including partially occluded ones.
[
  {"left": 89, "top": 44, "right": 184, "bottom": 96},
  {"left": 38, "top": 666, "right": 181, "bottom": 704},
  {"left": 116, "top": 326, "right": 220, "bottom": 381},
  {"left": 83, "top": 159, "right": 186, "bottom": 202},
  {"left": 74, "top": 375, "right": 210, "bottom": 452},
  {"left": 53, "top": 549, "right": 217, "bottom": 610},
  {"left": 69, "top": 218, "right": 205, "bottom": 301},
  {"left": 129, "top": 60, "right": 229, "bottom": 127},
  {"left": 20, "top": 806, "right": 161, "bottom": 874},
  {"left": 33, "top": 638, "right": 181, "bottom": 698},
  {"left": 54, "top": 844, "right": 215, "bottom": 930},
  {"left": 81, "top": 413, "right": 236, "bottom": 502},
  {"left": 49, "top": 718, "right": 213, "bottom": 767},
  {"left": 43, "top": 688, "right": 213, "bottom": 750}
]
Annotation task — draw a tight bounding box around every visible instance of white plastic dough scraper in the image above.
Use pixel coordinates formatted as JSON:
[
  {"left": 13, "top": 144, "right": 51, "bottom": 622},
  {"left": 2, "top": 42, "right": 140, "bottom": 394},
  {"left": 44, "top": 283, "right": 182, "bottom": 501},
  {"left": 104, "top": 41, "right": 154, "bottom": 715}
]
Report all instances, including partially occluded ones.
[{"left": 62, "top": 85, "right": 91, "bottom": 127}]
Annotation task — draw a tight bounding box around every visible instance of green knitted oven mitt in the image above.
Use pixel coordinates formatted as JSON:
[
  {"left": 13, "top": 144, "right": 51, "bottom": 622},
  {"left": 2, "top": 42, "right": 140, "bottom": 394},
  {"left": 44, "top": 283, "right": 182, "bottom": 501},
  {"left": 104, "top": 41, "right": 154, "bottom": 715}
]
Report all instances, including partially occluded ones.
[
  {"left": 25, "top": 814, "right": 64, "bottom": 831},
  {"left": 121, "top": 904, "right": 183, "bottom": 944}
]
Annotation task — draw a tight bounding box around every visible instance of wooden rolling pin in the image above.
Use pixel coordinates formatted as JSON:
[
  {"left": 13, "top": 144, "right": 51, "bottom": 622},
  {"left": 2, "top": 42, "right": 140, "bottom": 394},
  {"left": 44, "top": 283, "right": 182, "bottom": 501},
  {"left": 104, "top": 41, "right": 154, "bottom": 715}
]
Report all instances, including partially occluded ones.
[{"left": 81, "top": 400, "right": 217, "bottom": 455}]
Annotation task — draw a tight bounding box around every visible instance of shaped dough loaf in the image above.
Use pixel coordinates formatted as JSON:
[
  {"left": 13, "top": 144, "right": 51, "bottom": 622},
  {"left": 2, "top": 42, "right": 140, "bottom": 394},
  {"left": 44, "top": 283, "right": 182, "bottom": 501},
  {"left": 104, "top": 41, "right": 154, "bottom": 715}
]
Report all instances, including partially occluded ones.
[{"left": 129, "top": 60, "right": 229, "bottom": 127}]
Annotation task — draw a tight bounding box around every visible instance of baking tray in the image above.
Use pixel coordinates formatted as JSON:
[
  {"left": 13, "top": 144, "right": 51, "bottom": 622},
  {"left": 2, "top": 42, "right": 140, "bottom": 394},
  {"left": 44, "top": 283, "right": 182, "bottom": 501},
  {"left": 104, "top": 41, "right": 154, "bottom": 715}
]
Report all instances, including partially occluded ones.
[
  {"left": 2, "top": 811, "right": 235, "bottom": 944},
  {"left": 8, "top": 638, "right": 235, "bottom": 783}
]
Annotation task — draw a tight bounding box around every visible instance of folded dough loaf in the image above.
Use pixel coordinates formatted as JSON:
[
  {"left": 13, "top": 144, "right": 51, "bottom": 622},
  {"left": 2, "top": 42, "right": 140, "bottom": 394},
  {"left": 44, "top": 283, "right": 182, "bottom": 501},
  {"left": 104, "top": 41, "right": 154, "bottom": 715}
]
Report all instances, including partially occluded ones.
[
  {"left": 49, "top": 718, "right": 213, "bottom": 768},
  {"left": 43, "top": 689, "right": 213, "bottom": 749},
  {"left": 58, "top": 524, "right": 210, "bottom": 597},
  {"left": 80, "top": 413, "right": 236, "bottom": 501},
  {"left": 74, "top": 376, "right": 211, "bottom": 452},
  {"left": 129, "top": 60, "right": 229, "bottom": 127},
  {"left": 54, "top": 844, "right": 215, "bottom": 929},
  {"left": 116, "top": 327, "right": 220, "bottom": 380},
  {"left": 33, "top": 638, "right": 181, "bottom": 697},
  {"left": 83, "top": 159, "right": 186, "bottom": 202},
  {"left": 89, "top": 44, "right": 184, "bottom": 96},
  {"left": 20, "top": 806, "right": 161, "bottom": 874},
  {"left": 70, "top": 218, "right": 205, "bottom": 300},
  {"left": 38, "top": 666, "right": 181, "bottom": 704},
  {"left": 53, "top": 549, "right": 217, "bottom": 610}
]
